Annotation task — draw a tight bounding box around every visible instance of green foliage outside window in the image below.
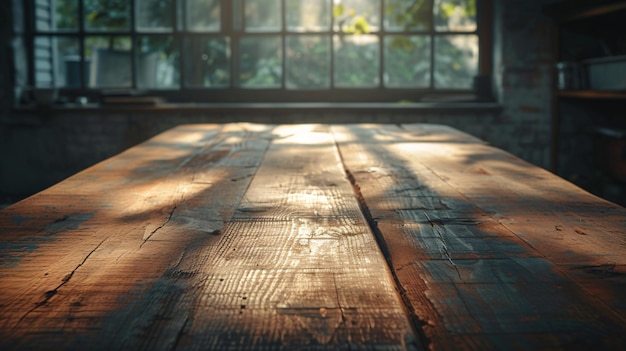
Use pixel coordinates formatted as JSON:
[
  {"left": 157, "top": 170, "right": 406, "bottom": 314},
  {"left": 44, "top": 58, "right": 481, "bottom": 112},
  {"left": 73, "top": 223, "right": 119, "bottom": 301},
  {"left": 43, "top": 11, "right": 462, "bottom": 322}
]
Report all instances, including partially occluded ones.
[
  {"left": 39, "top": 0, "right": 480, "bottom": 92},
  {"left": 84, "top": 0, "right": 130, "bottom": 30}
]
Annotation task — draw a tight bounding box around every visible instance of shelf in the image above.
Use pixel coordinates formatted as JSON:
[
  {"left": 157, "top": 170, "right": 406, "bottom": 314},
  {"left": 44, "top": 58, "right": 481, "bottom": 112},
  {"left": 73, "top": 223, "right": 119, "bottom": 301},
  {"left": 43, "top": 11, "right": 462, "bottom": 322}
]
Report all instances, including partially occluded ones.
[
  {"left": 548, "top": 0, "right": 626, "bottom": 177},
  {"left": 557, "top": 90, "right": 626, "bottom": 99},
  {"left": 544, "top": 0, "right": 626, "bottom": 23}
]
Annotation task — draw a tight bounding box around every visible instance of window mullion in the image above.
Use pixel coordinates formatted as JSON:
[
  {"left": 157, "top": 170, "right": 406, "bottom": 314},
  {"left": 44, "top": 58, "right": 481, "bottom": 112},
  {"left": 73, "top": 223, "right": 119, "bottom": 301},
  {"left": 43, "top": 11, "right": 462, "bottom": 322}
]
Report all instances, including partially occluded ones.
[
  {"left": 175, "top": 0, "right": 185, "bottom": 89},
  {"left": 478, "top": 0, "right": 492, "bottom": 77},
  {"left": 221, "top": 0, "right": 231, "bottom": 31},
  {"left": 77, "top": 0, "right": 86, "bottom": 89},
  {"left": 130, "top": 0, "right": 137, "bottom": 89},
  {"left": 281, "top": 0, "right": 286, "bottom": 90},
  {"left": 180, "top": 0, "right": 186, "bottom": 32},
  {"left": 429, "top": 0, "right": 435, "bottom": 89},
  {"left": 232, "top": 0, "right": 242, "bottom": 88},
  {"left": 330, "top": 0, "right": 335, "bottom": 89},
  {"left": 172, "top": 0, "right": 179, "bottom": 31},
  {"left": 379, "top": 0, "right": 385, "bottom": 88},
  {"left": 27, "top": 0, "right": 36, "bottom": 89}
]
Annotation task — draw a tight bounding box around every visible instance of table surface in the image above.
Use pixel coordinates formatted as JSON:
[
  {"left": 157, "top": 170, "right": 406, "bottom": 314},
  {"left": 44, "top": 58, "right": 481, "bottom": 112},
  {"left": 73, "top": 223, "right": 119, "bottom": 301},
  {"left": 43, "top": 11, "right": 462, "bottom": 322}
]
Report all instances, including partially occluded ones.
[{"left": 1, "top": 123, "right": 625, "bottom": 350}]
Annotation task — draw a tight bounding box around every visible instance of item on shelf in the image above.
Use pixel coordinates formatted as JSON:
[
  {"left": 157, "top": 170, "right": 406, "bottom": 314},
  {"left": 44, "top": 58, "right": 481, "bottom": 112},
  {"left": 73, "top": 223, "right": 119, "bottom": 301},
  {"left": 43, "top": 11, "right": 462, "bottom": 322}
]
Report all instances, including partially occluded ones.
[
  {"left": 584, "top": 55, "right": 626, "bottom": 91},
  {"left": 593, "top": 126, "right": 626, "bottom": 182},
  {"left": 555, "top": 61, "right": 586, "bottom": 90}
]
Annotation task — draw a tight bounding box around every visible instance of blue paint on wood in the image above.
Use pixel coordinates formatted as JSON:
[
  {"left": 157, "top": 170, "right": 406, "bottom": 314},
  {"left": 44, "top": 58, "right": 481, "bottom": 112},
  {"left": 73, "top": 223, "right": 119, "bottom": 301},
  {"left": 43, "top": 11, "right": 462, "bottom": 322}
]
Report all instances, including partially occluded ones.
[{"left": 45, "top": 212, "right": 95, "bottom": 236}]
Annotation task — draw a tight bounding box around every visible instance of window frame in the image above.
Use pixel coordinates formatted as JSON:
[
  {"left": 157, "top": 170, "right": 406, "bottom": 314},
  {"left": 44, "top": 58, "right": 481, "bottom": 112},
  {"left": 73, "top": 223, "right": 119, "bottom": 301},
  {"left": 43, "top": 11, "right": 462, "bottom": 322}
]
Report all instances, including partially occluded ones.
[{"left": 25, "top": 0, "right": 493, "bottom": 103}]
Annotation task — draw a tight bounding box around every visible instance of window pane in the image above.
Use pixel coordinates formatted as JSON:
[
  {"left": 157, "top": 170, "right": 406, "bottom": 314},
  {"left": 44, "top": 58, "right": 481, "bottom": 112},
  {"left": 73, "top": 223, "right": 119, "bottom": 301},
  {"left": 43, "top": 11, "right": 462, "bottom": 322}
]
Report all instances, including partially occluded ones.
[
  {"left": 137, "top": 36, "right": 179, "bottom": 89},
  {"left": 240, "top": 36, "right": 282, "bottom": 88},
  {"left": 84, "top": 0, "right": 130, "bottom": 31},
  {"left": 384, "top": 0, "right": 431, "bottom": 32},
  {"left": 34, "top": 36, "right": 54, "bottom": 87},
  {"left": 434, "top": 0, "right": 477, "bottom": 32},
  {"left": 187, "top": 0, "right": 221, "bottom": 32},
  {"left": 35, "top": 36, "right": 86, "bottom": 88},
  {"left": 334, "top": 35, "right": 379, "bottom": 87},
  {"left": 85, "top": 36, "right": 132, "bottom": 88},
  {"left": 36, "top": 0, "right": 78, "bottom": 32},
  {"left": 136, "top": 0, "right": 174, "bottom": 31},
  {"left": 57, "top": 39, "right": 84, "bottom": 88},
  {"left": 434, "top": 34, "right": 477, "bottom": 89},
  {"left": 384, "top": 35, "right": 430, "bottom": 87},
  {"left": 286, "top": 36, "right": 330, "bottom": 89},
  {"left": 183, "top": 37, "right": 230, "bottom": 88},
  {"left": 245, "top": 0, "right": 281, "bottom": 32},
  {"left": 333, "top": 0, "right": 381, "bottom": 33},
  {"left": 286, "top": 0, "right": 331, "bottom": 32}
]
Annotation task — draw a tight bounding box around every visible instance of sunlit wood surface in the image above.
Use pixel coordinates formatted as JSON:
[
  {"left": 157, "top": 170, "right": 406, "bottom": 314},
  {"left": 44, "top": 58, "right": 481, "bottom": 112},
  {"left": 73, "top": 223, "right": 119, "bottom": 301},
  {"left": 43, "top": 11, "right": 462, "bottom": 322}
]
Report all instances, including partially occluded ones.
[{"left": 1, "top": 123, "right": 625, "bottom": 350}]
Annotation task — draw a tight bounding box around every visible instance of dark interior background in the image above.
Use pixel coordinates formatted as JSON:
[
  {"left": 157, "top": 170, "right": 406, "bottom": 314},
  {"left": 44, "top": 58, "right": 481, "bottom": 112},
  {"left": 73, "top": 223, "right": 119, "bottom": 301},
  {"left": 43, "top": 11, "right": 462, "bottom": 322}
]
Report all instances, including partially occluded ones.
[{"left": 1, "top": 0, "right": 625, "bottom": 208}]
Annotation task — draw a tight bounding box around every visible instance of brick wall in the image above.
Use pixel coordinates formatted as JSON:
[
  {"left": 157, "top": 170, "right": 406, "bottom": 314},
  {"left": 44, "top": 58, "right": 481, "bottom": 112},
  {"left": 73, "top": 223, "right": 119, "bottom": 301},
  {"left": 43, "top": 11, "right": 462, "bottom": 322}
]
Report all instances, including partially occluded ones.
[{"left": 492, "top": 0, "right": 556, "bottom": 168}]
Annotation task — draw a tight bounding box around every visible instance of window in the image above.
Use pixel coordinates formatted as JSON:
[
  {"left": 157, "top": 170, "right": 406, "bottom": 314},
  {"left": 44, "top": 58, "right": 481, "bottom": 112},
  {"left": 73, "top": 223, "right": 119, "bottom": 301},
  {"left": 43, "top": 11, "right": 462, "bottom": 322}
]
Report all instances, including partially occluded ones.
[{"left": 29, "top": 0, "right": 486, "bottom": 103}]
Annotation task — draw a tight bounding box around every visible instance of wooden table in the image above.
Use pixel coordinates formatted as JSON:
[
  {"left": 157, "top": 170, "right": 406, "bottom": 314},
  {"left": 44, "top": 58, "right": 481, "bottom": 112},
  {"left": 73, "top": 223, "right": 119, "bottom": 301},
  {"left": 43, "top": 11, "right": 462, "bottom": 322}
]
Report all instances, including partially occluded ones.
[{"left": 1, "top": 124, "right": 625, "bottom": 350}]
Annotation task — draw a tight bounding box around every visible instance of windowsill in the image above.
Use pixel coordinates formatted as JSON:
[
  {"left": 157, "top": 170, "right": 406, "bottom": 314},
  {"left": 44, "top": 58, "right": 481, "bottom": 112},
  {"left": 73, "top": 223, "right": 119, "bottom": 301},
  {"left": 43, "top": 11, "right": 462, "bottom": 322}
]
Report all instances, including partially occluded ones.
[{"left": 14, "top": 100, "right": 501, "bottom": 113}]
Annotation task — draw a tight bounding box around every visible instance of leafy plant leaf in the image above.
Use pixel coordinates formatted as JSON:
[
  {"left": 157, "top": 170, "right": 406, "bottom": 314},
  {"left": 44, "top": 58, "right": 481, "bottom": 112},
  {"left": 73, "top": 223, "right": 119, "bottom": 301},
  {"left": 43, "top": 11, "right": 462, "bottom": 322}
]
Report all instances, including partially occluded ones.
[{"left": 333, "top": 4, "right": 345, "bottom": 17}]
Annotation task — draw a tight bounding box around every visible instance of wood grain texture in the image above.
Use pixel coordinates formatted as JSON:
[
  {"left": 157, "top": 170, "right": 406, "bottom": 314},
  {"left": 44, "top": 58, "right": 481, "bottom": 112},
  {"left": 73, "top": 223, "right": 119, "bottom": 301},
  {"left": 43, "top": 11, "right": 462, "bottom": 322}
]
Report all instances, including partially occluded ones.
[
  {"left": 333, "top": 123, "right": 626, "bottom": 350},
  {"left": 0, "top": 124, "right": 416, "bottom": 350},
  {"left": 1, "top": 123, "right": 625, "bottom": 350}
]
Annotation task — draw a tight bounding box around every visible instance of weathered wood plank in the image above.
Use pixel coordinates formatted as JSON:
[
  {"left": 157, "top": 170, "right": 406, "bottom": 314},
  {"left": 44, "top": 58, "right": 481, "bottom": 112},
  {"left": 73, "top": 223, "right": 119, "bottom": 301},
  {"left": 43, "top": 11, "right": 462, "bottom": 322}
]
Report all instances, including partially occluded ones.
[
  {"left": 0, "top": 124, "right": 418, "bottom": 350},
  {"left": 386, "top": 125, "right": 626, "bottom": 311},
  {"left": 333, "top": 123, "right": 626, "bottom": 350},
  {"left": 2, "top": 122, "right": 625, "bottom": 350},
  {"left": 155, "top": 124, "right": 417, "bottom": 350},
  {"left": 0, "top": 123, "right": 276, "bottom": 350}
]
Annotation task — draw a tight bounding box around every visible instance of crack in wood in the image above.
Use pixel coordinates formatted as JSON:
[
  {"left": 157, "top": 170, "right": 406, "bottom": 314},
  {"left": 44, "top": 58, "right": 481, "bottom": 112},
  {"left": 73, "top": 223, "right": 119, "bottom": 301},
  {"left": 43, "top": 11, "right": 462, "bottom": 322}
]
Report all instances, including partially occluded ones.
[
  {"left": 52, "top": 215, "right": 70, "bottom": 224},
  {"left": 42, "top": 212, "right": 95, "bottom": 236},
  {"left": 574, "top": 263, "right": 625, "bottom": 276},
  {"left": 40, "top": 238, "right": 107, "bottom": 306},
  {"left": 334, "top": 139, "right": 430, "bottom": 351},
  {"left": 422, "top": 211, "right": 463, "bottom": 282},
  {"left": 170, "top": 315, "right": 190, "bottom": 351},
  {"left": 421, "top": 218, "right": 481, "bottom": 226},
  {"left": 12, "top": 238, "right": 107, "bottom": 329},
  {"left": 141, "top": 206, "right": 177, "bottom": 248},
  {"left": 230, "top": 174, "right": 253, "bottom": 182},
  {"left": 332, "top": 274, "right": 347, "bottom": 325}
]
